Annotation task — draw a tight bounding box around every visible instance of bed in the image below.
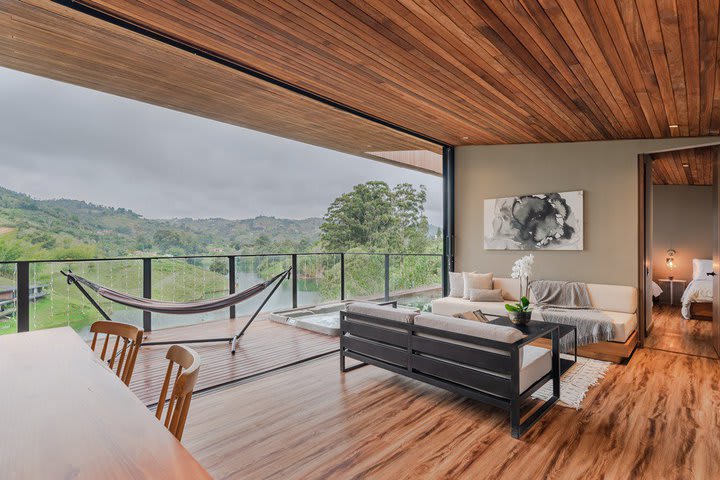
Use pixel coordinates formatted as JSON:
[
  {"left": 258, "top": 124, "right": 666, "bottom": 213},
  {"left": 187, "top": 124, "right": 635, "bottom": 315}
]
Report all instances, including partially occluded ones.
[{"left": 681, "top": 259, "right": 714, "bottom": 320}]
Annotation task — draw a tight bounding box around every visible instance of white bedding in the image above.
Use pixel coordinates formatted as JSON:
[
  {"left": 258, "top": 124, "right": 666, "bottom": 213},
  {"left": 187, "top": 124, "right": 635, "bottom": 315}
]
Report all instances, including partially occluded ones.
[
  {"left": 651, "top": 281, "right": 663, "bottom": 298},
  {"left": 681, "top": 279, "right": 713, "bottom": 319}
]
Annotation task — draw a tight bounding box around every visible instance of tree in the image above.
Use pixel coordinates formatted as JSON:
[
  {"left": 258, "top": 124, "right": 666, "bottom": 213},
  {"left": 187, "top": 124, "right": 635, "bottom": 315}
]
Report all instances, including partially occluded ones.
[
  {"left": 319, "top": 181, "right": 429, "bottom": 253},
  {"left": 209, "top": 258, "right": 229, "bottom": 275}
]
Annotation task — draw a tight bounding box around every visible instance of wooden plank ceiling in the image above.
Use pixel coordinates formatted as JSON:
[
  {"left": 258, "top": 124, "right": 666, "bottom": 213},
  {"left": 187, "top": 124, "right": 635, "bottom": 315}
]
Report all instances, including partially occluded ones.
[
  {"left": 0, "top": 1, "right": 442, "bottom": 174},
  {"left": 1, "top": 0, "right": 719, "bottom": 170},
  {"left": 652, "top": 146, "right": 714, "bottom": 185},
  {"left": 73, "top": 0, "right": 720, "bottom": 145}
]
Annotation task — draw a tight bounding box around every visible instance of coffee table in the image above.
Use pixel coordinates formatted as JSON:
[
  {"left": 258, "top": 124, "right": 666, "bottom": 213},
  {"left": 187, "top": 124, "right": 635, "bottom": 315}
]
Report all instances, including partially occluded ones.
[{"left": 489, "top": 316, "right": 577, "bottom": 374}]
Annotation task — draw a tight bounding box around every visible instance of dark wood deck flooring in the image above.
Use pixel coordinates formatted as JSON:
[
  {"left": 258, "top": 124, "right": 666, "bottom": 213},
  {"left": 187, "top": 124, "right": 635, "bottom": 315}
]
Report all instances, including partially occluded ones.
[{"left": 128, "top": 317, "right": 338, "bottom": 405}]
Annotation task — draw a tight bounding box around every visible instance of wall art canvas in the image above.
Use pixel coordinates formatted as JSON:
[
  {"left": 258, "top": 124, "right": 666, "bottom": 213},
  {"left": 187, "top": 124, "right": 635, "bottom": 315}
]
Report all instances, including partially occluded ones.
[{"left": 484, "top": 190, "right": 583, "bottom": 250}]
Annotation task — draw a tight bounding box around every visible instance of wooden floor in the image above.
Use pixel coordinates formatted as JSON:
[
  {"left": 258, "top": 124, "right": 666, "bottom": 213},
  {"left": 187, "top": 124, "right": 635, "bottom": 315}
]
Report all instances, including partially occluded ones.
[
  {"left": 182, "top": 347, "right": 720, "bottom": 480},
  {"left": 129, "top": 317, "right": 338, "bottom": 405},
  {"left": 646, "top": 304, "right": 718, "bottom": 359}
]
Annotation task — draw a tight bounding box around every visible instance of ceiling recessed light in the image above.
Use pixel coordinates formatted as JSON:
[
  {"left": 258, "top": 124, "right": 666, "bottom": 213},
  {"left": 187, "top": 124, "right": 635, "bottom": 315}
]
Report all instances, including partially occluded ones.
[
  {"left": 462, "top": 136, "right": 469, "bottom": 140},
  {"left": 682, "top": 163, "right": 690, "bottom": 168},
  {"left": 669, "top": 124, "right": 679, "bottom": 129}
]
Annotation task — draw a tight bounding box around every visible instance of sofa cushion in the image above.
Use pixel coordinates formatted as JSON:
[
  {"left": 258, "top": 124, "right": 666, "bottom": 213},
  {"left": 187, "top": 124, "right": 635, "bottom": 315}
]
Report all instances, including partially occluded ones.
[
  {"left": 346, "top": 302, "right": 419, "bottom": 324},
  {"left": 520, "top": 346, "right": 551, "bottom": 393},
  {"left": 468, "top": 288, "right": 505, "bottom": 302},
  {"left": 448, "top": 272, "right": 464, "bottom": 298},
  {"left": 415, "top": 313, "right": 524, "bottom": 344},
  {"left": 586, "top": 284, "right": 637, "bottom": 314},
  {"left": 431, "top": 297, "right": 542, "bottom": 320},
  {"left": 463, "top": 272, "right": 493, "bottom": 298}
]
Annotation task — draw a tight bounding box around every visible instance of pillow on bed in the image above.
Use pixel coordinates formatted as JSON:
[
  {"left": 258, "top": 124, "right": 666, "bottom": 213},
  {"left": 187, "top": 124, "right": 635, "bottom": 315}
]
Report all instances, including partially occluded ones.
[{"left": 693, "top": 259, "right": 714, "bottom": 280}]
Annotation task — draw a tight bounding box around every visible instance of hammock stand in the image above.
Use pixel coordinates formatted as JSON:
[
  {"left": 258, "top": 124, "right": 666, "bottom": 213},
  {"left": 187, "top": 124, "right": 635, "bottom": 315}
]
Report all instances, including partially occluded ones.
[{"left": 61, "top": 267, "right": 292, "bottom": 354}]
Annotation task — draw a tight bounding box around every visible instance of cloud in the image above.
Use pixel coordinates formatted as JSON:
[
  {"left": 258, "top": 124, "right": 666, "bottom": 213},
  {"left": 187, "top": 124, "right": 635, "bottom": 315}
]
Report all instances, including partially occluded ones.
[{"left": 0, "top": 67, "right": 442, "bottom": 224}]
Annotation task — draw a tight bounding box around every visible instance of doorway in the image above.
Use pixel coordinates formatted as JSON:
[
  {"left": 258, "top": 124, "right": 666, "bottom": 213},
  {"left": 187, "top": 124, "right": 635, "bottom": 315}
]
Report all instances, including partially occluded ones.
[{"left": 640, "top": 146, "right": 719, "bottom": 358}]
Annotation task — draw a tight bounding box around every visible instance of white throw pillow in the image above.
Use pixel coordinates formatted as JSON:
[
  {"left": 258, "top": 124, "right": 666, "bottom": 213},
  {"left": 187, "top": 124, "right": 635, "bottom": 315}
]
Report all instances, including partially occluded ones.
[
  {"left": 468, "top": 288, "right": 505, "bottom": 302},
  {"left": 693, "top": 259, "right": 713, "bottom": 280},
  {"left": 463, "top": 272, "right": 493, "bottom": 299},
  {"left": 448, "top": 272, "right": 464, "bottom": 298}
]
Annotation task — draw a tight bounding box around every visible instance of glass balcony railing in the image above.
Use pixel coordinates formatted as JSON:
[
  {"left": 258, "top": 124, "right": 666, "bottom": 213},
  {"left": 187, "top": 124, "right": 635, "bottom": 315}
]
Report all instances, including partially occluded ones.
[{"left": 0, "top": 252, "right": 442, "bottom": 338}]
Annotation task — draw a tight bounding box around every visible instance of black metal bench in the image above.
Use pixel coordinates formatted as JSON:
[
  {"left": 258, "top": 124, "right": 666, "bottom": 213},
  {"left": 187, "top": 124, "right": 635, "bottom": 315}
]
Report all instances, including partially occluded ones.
[{"left": 340, "top": 306, "right": 561, "bottom": 438}]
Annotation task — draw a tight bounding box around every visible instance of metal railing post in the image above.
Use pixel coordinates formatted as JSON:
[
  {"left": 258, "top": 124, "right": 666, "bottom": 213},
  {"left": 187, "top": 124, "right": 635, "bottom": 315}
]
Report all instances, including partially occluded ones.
[
  {"left": 340, "top": 253, "right": 345, "bottom": 301},
  {"left": 16, "top": 261, "right": 29, "bottom": 333},
  {"left": 292, "top": 254, "right": 298, "bottom": 308},
  {"left": 228, "top": 255, "right": 236, "bottom": 319},
  {"left": 384, "top": 254, "right": 390, "bottom": 301},
  {"left": 143, "top": 258, "right": 152, "bottom": 332}
]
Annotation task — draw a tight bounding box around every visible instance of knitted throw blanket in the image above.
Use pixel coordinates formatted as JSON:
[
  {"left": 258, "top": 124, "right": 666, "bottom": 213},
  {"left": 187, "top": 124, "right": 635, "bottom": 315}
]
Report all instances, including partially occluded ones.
[{"left": 530, "top": 280, "right": 615, "bottom": 349}]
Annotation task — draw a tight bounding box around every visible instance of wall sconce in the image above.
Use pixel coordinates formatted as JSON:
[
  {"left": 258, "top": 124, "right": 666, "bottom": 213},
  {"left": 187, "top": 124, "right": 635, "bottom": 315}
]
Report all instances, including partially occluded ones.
[{"left": 665, "top": 249, "right": 677, "bottom": 280}]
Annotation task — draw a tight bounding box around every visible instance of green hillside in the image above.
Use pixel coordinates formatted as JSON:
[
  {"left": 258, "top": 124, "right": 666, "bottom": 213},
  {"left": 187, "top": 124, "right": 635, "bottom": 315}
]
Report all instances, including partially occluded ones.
[{"left": 0, "top": 187, "right": 322, "bottom": 260}]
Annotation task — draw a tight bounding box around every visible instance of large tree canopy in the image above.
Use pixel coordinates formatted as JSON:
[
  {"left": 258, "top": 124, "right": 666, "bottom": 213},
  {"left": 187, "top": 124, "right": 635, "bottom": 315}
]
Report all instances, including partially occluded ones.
[{"left": 320, "top": 181, "right": 429, "bottom": 253}]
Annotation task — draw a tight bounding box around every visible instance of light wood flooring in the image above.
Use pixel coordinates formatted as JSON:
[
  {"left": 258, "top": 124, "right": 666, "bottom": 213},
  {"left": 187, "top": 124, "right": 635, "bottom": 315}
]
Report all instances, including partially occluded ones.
[
  {"left": 182, "top": 347, "right": 720, "bottom": 480},
  {"left": 646, "top": 304, "right": 718, "bottom": 359}
]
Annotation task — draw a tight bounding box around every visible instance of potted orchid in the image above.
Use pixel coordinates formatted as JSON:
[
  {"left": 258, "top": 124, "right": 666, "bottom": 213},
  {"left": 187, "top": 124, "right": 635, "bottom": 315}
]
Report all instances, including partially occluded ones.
[{"left": 505, "top": 254, "right": 534, "bottom": 325}]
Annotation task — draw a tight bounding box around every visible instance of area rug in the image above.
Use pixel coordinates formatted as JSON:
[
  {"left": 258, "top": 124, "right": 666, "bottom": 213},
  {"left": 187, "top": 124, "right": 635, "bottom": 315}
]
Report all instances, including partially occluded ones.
[{"left": 531, "top": 356, "right": 611, "bottom": 409}]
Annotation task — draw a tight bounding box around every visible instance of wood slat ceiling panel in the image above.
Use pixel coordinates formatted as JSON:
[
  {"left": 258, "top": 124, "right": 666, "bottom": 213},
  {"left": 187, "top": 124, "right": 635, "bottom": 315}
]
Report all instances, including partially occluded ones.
[
  {"left": 652, "top": 146, "right": 714, "bottom": 185},
  {"left": 74, "top": 0, "right": 720, "bottom": 145},
  {"left": 0, "top": 0, "right": 442, "bottom": 174}
]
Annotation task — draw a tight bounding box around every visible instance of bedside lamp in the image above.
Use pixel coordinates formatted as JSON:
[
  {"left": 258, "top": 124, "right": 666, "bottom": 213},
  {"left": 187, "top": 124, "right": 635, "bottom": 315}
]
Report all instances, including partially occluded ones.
[{"left": 665, "top": 249, "right": 677, "bottom": 280}]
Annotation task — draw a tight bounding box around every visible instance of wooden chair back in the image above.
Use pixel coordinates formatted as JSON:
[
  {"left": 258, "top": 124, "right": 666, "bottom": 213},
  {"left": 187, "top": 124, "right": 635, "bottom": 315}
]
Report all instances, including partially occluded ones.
[
  {"left": 89, "top": 320, "right": 143, "bottom": 386},
  {"left": 156, "top": 345, "right": 201, "bottom": 441}
]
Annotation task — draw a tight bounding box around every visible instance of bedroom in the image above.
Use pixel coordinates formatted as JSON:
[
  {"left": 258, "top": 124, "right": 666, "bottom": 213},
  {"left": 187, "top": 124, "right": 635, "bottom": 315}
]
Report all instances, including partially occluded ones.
[{"left": 646, "top": 146, "right": 717, "bottom": 358}]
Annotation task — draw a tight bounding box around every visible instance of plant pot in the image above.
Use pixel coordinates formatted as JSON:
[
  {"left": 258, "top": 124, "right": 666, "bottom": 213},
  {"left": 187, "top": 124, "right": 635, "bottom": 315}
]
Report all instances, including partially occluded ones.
[{"left": 508, "top": 310, "right": 531, "bottom": 326}]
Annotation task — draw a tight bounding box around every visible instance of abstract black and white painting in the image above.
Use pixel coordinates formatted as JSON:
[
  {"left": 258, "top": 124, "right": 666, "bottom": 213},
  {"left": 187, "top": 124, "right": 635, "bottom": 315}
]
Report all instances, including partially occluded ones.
[{"left": 484, "top": 190, "right": 583, "bottom": 250}]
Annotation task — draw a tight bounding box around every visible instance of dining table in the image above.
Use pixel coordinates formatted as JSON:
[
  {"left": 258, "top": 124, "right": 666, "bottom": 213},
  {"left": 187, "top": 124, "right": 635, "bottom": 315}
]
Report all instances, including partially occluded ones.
[{"left": 0, "top": 326, "right": 211, "bottom": 479}]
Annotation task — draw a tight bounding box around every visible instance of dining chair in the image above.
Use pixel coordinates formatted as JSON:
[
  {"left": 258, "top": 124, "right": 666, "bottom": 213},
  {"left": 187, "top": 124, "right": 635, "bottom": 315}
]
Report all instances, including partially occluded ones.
[
  {"left": 89, "top": 320, "right": 143, "bottom": 386},
  {"left": 156, "top": 345, "right": 201, "bottom": 441}
]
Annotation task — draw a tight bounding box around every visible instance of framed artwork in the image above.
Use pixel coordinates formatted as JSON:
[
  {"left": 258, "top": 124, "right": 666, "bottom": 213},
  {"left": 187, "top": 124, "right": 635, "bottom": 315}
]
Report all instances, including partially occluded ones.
[{"left": 484, "top": 190, "right": 583, "bottom": 251}]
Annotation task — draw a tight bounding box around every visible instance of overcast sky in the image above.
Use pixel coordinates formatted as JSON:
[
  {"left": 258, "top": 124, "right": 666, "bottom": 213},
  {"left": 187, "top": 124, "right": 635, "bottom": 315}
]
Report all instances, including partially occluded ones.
[{"left": 0, "top": 67, "right": 442, "bottom": 224}]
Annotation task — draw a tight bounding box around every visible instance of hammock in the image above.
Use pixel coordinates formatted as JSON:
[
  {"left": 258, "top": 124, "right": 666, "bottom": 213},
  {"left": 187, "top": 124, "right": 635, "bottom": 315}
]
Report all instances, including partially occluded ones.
[
  {"left": 63, "top": 269, "right": 289, "bottom": 315},
  {"left": 61, "top": 267, "right": 292, "bottom": 354}
]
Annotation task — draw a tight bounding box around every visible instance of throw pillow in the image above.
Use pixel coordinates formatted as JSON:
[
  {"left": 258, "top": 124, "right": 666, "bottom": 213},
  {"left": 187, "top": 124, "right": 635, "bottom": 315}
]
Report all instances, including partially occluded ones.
[
  {"left": 448, "top": 272, "right": 464, "bottom": 298},
  {"left": 463, "top": 272, "right": 493, "bottom": 299},
  {"left": 468, "top": 288, "right": 505, "bottom": 302}
]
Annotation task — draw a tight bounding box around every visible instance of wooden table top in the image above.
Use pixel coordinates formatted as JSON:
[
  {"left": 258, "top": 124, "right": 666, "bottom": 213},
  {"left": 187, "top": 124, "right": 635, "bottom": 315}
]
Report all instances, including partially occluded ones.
[{"left": 0, "top": 327, "right": 211, "bottom": 479}]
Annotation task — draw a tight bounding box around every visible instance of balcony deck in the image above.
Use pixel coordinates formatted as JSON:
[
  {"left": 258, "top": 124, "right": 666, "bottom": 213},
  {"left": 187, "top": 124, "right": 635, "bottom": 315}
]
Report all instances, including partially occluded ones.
[
  {"left": 129, "top": 316, "right": 338, "bottom": 405},
  {"left": 178, "top": 348, "right": 720, "bottom": 479}
]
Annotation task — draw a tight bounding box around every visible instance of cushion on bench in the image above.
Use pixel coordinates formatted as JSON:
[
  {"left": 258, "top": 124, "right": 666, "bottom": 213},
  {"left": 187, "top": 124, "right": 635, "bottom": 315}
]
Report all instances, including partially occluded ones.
[
  {"left": 345, "top": 302, "right": 419, "bottom": 324},
  {"left": 415, "top": 313, "right": 524, "bottom": 343}
]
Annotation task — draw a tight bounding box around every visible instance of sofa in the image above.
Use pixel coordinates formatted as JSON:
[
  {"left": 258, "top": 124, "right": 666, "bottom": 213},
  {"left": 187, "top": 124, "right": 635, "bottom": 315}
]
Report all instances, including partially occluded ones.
[
  {"left": 432, "top": 277, "right": 638, "bottom": 362},
  {"left": 340, "top": 302, "right": 561, "bottom": 438}
]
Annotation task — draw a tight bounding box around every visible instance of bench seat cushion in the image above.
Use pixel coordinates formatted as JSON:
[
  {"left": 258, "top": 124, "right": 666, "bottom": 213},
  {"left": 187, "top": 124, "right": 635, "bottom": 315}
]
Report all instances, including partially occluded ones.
[
  {"left": 346, "top": 302, "right": 419, "bottom": 324},
  {"left": 520, "top": 346, "right": 552, "bottom": 393},
  {"left": 414, "top": 313, "right": 524, "bottom": 343}
]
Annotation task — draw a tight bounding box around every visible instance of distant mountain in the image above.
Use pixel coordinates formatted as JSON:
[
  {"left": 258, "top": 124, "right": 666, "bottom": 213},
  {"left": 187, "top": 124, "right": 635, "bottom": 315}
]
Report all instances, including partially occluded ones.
[{"left": 0, "top": 187, "right": 323, "bottom": 258}]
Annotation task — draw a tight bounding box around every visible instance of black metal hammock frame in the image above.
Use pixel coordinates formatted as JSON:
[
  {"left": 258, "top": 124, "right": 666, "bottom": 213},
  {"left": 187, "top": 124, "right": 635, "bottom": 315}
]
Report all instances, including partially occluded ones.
[{"left": 61, "top": 268, "right": 292, "bottom": 354}]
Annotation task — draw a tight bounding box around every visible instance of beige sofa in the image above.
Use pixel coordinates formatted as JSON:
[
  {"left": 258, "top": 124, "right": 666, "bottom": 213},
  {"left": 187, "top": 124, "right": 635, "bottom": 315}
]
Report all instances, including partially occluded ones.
[{"left": 431, "top": 277, "right": 639, "bottom": 361}]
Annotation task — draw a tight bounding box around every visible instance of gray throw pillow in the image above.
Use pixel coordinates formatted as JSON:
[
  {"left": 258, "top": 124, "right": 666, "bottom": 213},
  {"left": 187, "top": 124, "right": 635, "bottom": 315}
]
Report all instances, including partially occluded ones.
[{"left": 468, "top": 288, "right": 505, "bottom": 302}]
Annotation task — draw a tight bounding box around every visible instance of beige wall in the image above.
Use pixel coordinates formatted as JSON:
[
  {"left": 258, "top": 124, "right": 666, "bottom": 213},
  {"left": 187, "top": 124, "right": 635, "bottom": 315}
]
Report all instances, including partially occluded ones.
[
  {"left": 652, "top": 185, "right": 713, "bottom": 282},
  {"left": 455, "top": 138, "right": 719, "bottom": 288}
]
